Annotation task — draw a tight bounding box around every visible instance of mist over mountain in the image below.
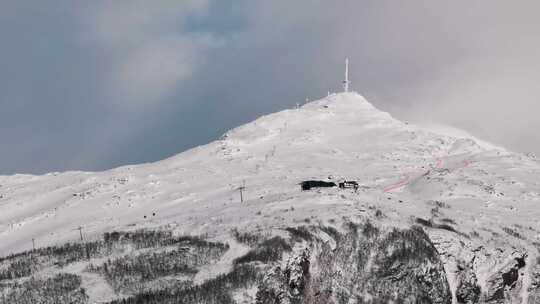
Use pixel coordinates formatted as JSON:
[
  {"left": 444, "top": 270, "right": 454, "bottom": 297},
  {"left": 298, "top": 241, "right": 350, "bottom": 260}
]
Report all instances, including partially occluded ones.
[{"left": 3, "top": 1, "right": 540, "bottom": 175}]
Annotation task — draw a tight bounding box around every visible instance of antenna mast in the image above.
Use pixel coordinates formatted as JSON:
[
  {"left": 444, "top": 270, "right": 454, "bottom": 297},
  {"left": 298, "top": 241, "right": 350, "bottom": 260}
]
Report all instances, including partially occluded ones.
[{"left": 343, "top": 58, "right": 350, "bottom": 92}]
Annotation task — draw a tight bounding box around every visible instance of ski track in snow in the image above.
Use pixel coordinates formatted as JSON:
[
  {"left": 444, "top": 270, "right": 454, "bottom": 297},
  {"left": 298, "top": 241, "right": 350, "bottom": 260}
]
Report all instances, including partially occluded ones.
[
  {"left": 383, "top": 153, "right": 472, "bottom": 193},
  {"left": 193, "top": 239, "right": 250, "bottom": 285}
]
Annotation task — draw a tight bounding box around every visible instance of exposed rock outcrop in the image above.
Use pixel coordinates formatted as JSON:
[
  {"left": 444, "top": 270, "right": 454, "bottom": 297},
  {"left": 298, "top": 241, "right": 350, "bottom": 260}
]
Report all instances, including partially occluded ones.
[
  {"left": 528, "top": 262, "right": 540, "bottom": 304},
  {"left": 257, "top": 223, "right": 452, "bottom": 304},
  {"left": 455, "top": 260, "right": 481, "bottom": 304},
  {"left": 256, "top": 248, "right": 310, "bottom": 304},
  {"left": 484, "top": 253, "right": 527, "bottom": 303}
]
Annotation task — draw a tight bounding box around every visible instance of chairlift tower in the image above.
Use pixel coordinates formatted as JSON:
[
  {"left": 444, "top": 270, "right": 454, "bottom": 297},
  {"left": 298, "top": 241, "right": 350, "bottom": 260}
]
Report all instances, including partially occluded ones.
[
  {"left": 237, "top": 180, "right": 246, "bottom": 203},
  {"left": 343, "top": 58, "right": 350, "bottom": 92},
  {"left": 75, "top": 226, "right": 84, "bottom": 241}
]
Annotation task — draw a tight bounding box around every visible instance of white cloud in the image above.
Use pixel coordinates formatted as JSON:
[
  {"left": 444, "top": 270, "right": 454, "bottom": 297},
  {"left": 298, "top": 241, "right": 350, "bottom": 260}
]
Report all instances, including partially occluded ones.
[
  {"left": 4, "top": 0, "right": 540, "bottom": 173},
  {"left": 93, "top": 0, "right": 209, "bottom": 47},
  {"left": 85, "top": 0, "right": 212, "bottom": 109},
  {"left": 112, "top": 36, "right": 197, "bottom": 106}
]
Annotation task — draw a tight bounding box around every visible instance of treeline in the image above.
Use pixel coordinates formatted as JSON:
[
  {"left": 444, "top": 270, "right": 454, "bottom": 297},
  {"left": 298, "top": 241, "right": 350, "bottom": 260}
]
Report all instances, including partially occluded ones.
[
  {"left": 103, "top": 230, "right": 294, "bottom": 303},
  {"left": 107, "top": 264, "right": 260, "bottom": 304},
  {"left": 0, "top": 226, "right": 310, "bottom": 303},
  {"left": 0, "top": 242, "right": 106, "bottom": 281},
  {"left": 1, "top": 273, "right": 88, "bottom": 304},
  {"left": 102, "top": 230, "right": 202, "bottom": 249},
  {"left": 0, "top": 240, "right": 103, "bottom": 265},
  {"left": 231, "top": 228, "right": 267, "bottom": 247},
  {"left": 234, "top": 236, "right": 291, "bottom": 265},
  {"left": 0, "top": 256, "right": 39, "bottom": 281},
  {"left": 0, "top": 230, "right": 220, "bottom": 282},
  {"left": 88, "top": 236, "right": 229, "bottom": 293}
]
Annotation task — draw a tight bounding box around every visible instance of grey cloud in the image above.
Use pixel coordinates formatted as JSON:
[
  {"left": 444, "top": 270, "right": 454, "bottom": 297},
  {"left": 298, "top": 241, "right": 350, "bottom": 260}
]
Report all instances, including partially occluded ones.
[{"left": 1, "top": 1, "right": 540, "bottom": 174}]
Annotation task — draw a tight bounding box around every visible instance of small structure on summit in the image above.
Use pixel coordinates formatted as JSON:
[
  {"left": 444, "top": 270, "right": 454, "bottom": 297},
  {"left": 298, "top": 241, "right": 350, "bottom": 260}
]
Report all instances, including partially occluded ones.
[{"left": 343, "top": 57, "right": 351, "bottom": 93}]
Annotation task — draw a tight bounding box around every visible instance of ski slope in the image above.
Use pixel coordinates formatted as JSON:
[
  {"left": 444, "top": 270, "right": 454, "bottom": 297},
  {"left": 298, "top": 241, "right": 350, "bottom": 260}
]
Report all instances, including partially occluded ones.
[{"left": 1, "top": 92, "right": 540, "bottom": 302}]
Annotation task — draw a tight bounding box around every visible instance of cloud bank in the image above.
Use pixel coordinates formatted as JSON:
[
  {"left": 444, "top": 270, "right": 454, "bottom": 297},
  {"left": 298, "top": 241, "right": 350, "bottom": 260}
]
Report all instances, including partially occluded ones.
[{"left": 1, "top": 1, "right": 540, "bottom": 174}]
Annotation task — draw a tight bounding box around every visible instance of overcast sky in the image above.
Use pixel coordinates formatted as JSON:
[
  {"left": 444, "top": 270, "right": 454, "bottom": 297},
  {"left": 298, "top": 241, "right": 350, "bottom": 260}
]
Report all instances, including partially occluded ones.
[{"left": 2, "top": 1, "right": 540, "bottom": 174}]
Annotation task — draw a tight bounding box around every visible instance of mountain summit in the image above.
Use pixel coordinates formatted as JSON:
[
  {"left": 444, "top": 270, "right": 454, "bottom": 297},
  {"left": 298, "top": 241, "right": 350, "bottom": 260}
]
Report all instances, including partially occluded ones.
[{"left": 1, "top": 93, "right": 540, "bottom": 303}]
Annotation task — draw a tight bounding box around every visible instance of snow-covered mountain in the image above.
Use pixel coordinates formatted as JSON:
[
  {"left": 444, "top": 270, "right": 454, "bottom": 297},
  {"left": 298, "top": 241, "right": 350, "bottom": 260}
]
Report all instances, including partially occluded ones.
[{"left": 1, "top": 92, "right": 540, "bottom": 303}]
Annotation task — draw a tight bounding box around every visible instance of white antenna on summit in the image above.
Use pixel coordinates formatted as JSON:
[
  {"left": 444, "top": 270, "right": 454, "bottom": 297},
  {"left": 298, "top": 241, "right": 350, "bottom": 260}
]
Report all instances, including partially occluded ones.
[{"left": 343, "top": 58, "right": 350, "bottom": 92}]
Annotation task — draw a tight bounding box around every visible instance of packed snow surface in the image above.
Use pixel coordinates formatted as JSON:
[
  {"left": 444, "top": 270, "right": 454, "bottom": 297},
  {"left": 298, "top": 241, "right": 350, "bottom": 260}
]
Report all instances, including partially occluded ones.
[{"left": 1, "top": 93, "right": 540, "bottom": 301}]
